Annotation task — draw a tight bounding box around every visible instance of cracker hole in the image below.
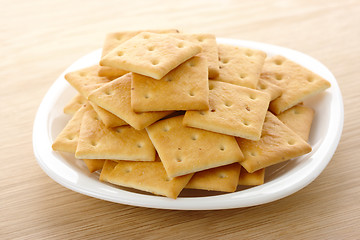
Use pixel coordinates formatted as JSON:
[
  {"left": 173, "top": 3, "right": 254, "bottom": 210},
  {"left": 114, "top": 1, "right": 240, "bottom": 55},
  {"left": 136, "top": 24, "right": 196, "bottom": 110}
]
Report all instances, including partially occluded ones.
[
  {"left": 199, "top": 111, "right": 205, "bottom": 115},
  {"left": 221, "top": 58, "right": 229, "bottom": 64},
  {"left": 189, "top": 61, "right": 196, "bottom": 67},
  {"left": 197, "top": 37, "right": 204, "bottom": 42},
  {"left": 243, "top": 120, "right": 250, "bottom": 126},
  {"left": 293, "top": 109, "right": 300, "bottom": 114},
  {"left": 219, "top": 65, "right": 223, "bottom": 69},
  {"left": 240, "top": 73, "right": 247, "bottom": 79},
  {"left": 116, "top": 36, "right": 122, "bottom": 41},
  {"left": 177, "top": 42, "right": 184, "bottom": 48},
  {"left": 176, "top": 157, "right": 182, "bottom": 163},
  {"left": 191, "top": 135, "right": 198, "bottom": 140},
  {"left": 147, "top": 46, "right": 155, "bottom": 51},
  {"left": 115, "top": 128, "right": 122, "bottom": 133},
  {"left": 151, "top": 59, "right": 159, "bottom": 65},
  {"left": 219, "top": 145, "right": 225, "bottom": 151},
  {"left": 67, "top": 135, "right": 74, "bottom": 140},
  {"left": 90, "top": 141, "right": 97, "bottom": 147},
  {"left": 275, "top": 74, "right": 283, "bottom": 80},
  {"left": 307, "top": 76, "right": 314, "bottom": 82},
  {"left": 125, "top": 168, "right": 132, "bottom": 173},
  {"left": 105, "top": 90, "right": 113, "bottom": 96},
  {"left": 163, "top": 126, "right": 170, "bottom": 132},
  {"left": 250, "top": 152, "right": 257, "bottom": 157},
  {"left": 137, "top": 143, "right": 143, "bottom": 148},
  {"left": 259, "top": 84, "right": 267, "bottom": 90},
  {"left": 249, "top": 95, "right": 256, "bottom": 100},
  {"left": 144, "top": 94, "right": 150, "bottom": 99},
  {"left": 79, "top": 72, "right": 87, "bottom": 77},
  {"left": 94, "top": 116, "right": 100, "bottom": 121},
  {"left": 143, "top": 34, "right": 150, "bottom": 39},
  {"left": 166, "top": 77, "right": 172, "bottom": 82},
  {"left": 274, "top": 59, "right": 283, "bottom": 65},
  {"left": 189, "top": 91, "right": 195, "bottom": 97},
  {"left": 209, "top": 84, "right": 214, "bottom": 90},
  {"left": 288, "top": 139, "right": 296, "bottom": 145},
  {"left": 246, "top": 51, "right": 253, "bottom": 57},
  {"left": 117, "top": 51, "right": 124, "bottom": 56},
  {"left": 210, "top": 109, "right": 216, "bottom": 112},
  {"left": 225, "top": 102, "right": 232, "bottom": 107},
  {"left": 219, "top": 173, "right": 227, "bottom": 179},
  {"left": 245, "top": 106, "right": 251, "bottom": 111},
  {"left": 165, "top": 177, "right": 170, "bottom": 182}
]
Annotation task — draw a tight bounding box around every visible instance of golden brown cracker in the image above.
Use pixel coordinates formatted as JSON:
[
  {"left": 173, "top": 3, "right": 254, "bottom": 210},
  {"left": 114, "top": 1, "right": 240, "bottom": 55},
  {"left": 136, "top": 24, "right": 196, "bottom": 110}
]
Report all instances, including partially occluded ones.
[
  {"left": 146, "top": 115, "right": 244, "bottom": 178},
  {"left": 131, "top": 56, "right": 209, "bottom": 112}
]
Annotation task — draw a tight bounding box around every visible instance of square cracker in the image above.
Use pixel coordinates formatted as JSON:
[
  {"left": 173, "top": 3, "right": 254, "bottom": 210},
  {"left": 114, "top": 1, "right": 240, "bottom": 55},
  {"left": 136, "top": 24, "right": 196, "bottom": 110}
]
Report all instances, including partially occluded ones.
[
  {"left": 236, "top": 111, "right": 312, "bottom": 173},
  {"left": 169, "top": 33, "right": 219, "bottom": 79},
  {"left": 101, "top": 29, "right": 179, "bottom": 58},
  {"left": 256, "top": 76, "right": 282, "bottom": 101},
  {"left": 83, "top": 159, "right": 105, "bottom": 173},
  {"left": 213, "top": 44, "right": 266, "bottom": 88},
  {"left": 238, "top": 167, "right": 265, "bottom": 186},
  {"left": 261, "top": 55, "right": 331, "bottom": 114},
  {"left": 277, "top": 105, "right": 314, "bottom": 141},
  {"left": 89, "top": 101, "right": 128, "bottom": 128},
  {"left": 185, "top": 163, "right": 241, "bottom": 192},
  {"left": 75, "top": 107, "right": 156, "bottom": 161},
  {"left": 63, "top": 94, "right": 87, "bottom": 115},
  {"left": 99, "top": 159, "right": 193, "bottom": 199},
  {"left": 131, "top": 56, "right": 209, "bottom": 112},
  {"left": 65, "top": 65, "right": 112, "bottom": 98},
  {"left": 100, "top": 32, "right": 202, "bottom": 80},
  {"left": 88, "top": 73, "right": 173, "bottom": 130},
  {"left": 183, "top": 81, "right": 270, "bottom": 141},
  {"left": 146, "top": 115, "right": 244, "bottom": 178},
  {"left": 52, "top": 104, "right": 91, "bottom": 153}
]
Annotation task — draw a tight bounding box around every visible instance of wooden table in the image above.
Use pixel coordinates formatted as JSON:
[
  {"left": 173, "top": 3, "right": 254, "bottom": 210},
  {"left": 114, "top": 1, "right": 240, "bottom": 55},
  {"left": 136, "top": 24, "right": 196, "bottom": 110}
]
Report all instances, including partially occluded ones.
[{"left": 1, "top": 0, "right": 359, "bottom": 239}]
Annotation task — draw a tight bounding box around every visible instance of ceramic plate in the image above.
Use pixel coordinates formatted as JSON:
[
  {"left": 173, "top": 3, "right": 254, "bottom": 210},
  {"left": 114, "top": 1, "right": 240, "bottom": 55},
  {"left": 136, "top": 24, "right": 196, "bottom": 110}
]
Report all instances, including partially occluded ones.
[{"left": 33, "top": 38, "right": 343, "bottom": 210}]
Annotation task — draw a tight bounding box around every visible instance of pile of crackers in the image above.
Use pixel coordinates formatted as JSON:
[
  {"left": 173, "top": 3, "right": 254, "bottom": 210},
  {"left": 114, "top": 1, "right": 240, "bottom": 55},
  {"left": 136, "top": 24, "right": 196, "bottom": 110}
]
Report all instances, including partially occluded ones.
[{"left": 52, "top": 29, "right": 331, "bottom": 199}]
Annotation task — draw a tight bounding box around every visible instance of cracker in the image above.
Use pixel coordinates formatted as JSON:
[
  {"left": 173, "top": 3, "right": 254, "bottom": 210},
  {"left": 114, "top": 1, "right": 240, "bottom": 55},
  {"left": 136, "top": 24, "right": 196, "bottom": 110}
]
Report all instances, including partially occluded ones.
[
  {"left": 88, "top": 73, "right": 173, "bottom": 130},
  {"left": 213, "top": 44, "right": 266, "bottom": 88},
  {"left": 98, "top": 66, "right": 129, "bottom": 79},
  {"left": 183, "top": 81, "right": 270, "bottom": 140},
  {"left": 75, "top": 107, "right": 156, "bottom": 161},
  {"left": 277, "top": 105, "right": 314, "bottom": 141},
  {"left": 169, "top": 33, "right": 219, "bottom": 78},
  {"left": 101, "top": 29, "right": 179, "bottom": 58},
  {"left": 52, "top": 104, "right": 90, "bottom": 153},
  {"left": 65, "top": 65, "right": 112, "bottom": 98},
  {"left": 89, "top": 101, "right": 128, "bottom": 128},
  {"left": 83, "top": 159, "right": 106, "bottom": 173},
  {"left": 100, "top": 32, "right": 202, "bottom": 80},
  {"left": 99, "top": 159, "right": 193, "bottom": 199},
  {"left": 146, "top": 115, "right": 244, "bottom": 178},
  {"left": 63, "top": 94, "right": 87, "bottom": 115},
  {"left": 238, "top": 167, "right": 265, "bottom": 186},
  {"left": 261, "top": 55, "right": 331, "bottom": 114},
  {"left": 236, "top": 112, "right": 312, "bottom": 173},
  {"left": 131, "top": 56, "right": 209, "bottom": 112},
  {"left": 99, "top": 160, "right": 118, "bottom": 182},
  {"left": 256, "top": 76, "right": 282, "bottom": 101},
  {"left": 185, "top": 163, "right": 241, "bottom": 192}
]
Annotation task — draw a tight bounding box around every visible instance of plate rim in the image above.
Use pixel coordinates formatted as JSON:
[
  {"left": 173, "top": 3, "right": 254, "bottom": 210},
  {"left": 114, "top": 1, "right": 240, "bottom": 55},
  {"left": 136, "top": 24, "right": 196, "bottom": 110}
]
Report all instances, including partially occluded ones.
[{"left": 33, "top": 38, "right": 344, "bottom": 210}]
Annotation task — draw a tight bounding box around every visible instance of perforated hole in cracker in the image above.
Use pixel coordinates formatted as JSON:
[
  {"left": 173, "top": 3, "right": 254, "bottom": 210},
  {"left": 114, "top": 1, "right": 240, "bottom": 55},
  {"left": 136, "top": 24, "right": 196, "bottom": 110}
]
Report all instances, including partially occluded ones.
[{"left": 151, "top": 59, "right": 159, "bottom": 65}]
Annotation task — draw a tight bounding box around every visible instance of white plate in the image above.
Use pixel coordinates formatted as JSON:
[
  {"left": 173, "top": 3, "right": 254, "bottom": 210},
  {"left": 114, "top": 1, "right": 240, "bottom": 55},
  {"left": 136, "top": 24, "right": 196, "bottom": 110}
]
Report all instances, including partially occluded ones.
[{"left": 33, "top": 38, "right": 343, "bottom": 210}]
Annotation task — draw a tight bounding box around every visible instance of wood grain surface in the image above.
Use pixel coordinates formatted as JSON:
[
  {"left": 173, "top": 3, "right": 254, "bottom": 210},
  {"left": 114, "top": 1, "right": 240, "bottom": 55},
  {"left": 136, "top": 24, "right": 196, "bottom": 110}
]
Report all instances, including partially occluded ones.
[{"left": 1, "top": 0, "right": 359, "bottom": 239}]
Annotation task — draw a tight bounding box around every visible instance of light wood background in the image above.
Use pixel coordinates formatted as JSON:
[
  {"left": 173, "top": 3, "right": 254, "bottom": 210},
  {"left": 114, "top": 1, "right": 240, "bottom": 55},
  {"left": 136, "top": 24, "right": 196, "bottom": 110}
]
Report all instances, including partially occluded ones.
[{"left": 1, "top": 0, "right": 359, "bottom": 239}]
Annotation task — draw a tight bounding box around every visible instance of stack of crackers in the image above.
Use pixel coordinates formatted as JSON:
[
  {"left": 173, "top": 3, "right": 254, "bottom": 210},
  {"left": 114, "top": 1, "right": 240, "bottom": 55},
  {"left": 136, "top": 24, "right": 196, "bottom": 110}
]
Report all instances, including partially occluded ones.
[{"left": 53, "top": 29, "right": 331, "bottom": 199}]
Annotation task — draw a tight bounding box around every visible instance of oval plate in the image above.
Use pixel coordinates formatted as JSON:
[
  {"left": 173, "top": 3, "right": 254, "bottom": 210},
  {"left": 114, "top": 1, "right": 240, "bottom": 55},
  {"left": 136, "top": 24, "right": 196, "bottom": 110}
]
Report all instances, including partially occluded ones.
[{"left": 33, "top": 38, "right": 343, "bottom": 210}]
